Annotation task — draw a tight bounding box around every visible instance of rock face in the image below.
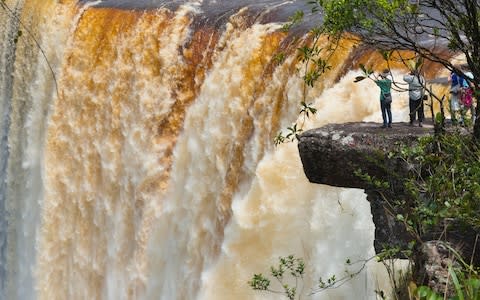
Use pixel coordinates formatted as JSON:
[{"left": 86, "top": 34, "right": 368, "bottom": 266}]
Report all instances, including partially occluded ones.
[
  {"left": 297, "top": 121, "right": 433, "bottom": 254},
  {"left": 298, "top": 122, "right": 431, "bottom": 189},
  {"left": 297, "top": 121, "right": 480, "bottom": 290},
  {"left": 421, "top": 241, "right": 460, "bottom": 296}
]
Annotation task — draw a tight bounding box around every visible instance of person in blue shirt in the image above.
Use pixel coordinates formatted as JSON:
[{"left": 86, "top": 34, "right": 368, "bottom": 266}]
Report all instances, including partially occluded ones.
[
  {"left": 450, "top": 70, "right": 465, "bottom": 124},
  {"left": 374, "top": 69, "right": 393, "bottom": 128}
]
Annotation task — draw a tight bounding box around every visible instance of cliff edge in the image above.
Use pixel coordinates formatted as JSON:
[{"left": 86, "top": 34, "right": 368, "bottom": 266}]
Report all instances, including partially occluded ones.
[
  {"left": 298, "top": 121, "right": 433, "bottom": 255},
  {"left": 297, "top": 121, "right": 432, "bottom": 189},
  {"left": 297, "top": 121, "right": 480, "bottom": 271}
]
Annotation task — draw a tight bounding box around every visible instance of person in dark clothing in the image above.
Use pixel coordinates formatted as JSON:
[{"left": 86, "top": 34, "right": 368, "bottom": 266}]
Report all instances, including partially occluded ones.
[
  {"left": 374, "top": 69, "right": 393, "bottom": 128},
  {"left": 403, "top": 71, "right": 425, "bottom": 127}
]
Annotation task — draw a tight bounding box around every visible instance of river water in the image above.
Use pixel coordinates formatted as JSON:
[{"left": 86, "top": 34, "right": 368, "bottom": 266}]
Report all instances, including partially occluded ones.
[{"left": 0, "top": 1, "right": 418, "bottom": 299}]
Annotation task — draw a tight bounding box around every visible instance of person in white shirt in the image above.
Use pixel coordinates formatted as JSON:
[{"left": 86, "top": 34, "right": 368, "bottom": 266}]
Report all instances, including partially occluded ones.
[{"left": 403, "top": 70, "right": 426, "bottom": 127}]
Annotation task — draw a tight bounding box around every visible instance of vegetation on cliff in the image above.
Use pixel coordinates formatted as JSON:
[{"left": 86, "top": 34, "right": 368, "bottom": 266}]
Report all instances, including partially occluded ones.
[{"left": 315, "top": 0, "right": 480, "bottom": 140}]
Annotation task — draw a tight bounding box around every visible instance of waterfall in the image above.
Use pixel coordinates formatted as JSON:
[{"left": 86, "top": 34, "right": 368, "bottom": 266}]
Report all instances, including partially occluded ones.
[
  {"left": 0, "top": 1, "right": 413, "bottom": 299},
  {"left": 0, "top": 1, "right": 23, "bottom": 296}
]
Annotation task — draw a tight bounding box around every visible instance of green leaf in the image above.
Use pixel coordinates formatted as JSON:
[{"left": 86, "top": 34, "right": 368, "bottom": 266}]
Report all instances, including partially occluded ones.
[
  {"left": 248, "top": 273, "right": 270, "bottom": 290},
  {"left": 415, "top": 57, "right": 423, "bottom": 70},
  {"left": 359, "top": 63, "right": 366, "bottom": 73},
  {"left": 380, "top": 50, "right": 392, "bottom": 61},
  {"left": 427, "top": 292, "right": 441, "bottom": 300},
  {"left": 449, "top": 265, "right": 465, "bottom": 300},
  {"left": 416, "top": 286, "right": 430, "bottom": 298},
  {"left": 354, "top": 76, "right": 366, "bottom": 82}
]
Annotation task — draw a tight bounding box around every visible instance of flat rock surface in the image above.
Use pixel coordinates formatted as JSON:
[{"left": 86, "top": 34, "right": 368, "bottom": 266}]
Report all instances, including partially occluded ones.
[
  {"left": 297, "top": 121, "right": 436, "bottom": 189},
  {"left": 319, "top": 121, "right": 436, "bottom": 134}
]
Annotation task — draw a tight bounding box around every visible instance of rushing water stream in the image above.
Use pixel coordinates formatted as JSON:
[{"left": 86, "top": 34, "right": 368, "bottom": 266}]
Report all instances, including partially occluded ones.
[{"left": 0, "top": 1, "right": 419, "bottom": 299}]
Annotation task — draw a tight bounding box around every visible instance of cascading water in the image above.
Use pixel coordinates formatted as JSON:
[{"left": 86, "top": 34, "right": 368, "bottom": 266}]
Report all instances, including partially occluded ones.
[
  {"left": 0, "top": 1, "right": 22, "bottom": 295},
  {"left": 0, "top": 1, "right": 417, "bottom": 299}
]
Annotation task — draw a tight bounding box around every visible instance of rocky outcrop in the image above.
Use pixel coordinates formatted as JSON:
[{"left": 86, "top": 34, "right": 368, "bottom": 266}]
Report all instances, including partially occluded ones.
[
  {"left": 297, "top": 121, "right": 480, "bottom": 272},
  {"left": 297, "top": 122, "right": 431, "bottom": 189},
  {"left": 298, "top": 121, "right": 432, "bottom": 255}
]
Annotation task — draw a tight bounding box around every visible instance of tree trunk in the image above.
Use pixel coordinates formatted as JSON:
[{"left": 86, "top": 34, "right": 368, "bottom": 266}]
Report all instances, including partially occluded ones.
[{"left": 474, "top": 104, "right": 480, "bottom": 140}]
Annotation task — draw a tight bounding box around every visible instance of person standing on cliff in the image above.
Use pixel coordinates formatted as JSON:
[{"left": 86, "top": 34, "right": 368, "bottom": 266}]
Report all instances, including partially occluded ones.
[
  {"left": 373, "top": 69, "right": 393, "bottom": 128},
  {"left": 461, "top": 65, "right": 475, "bottom": 121},
  {"left": 403, "top": 70, "right": 425, "bottom": 127},
  {"left": 449, "top": 69, "right": 465, "bottom": 125}
]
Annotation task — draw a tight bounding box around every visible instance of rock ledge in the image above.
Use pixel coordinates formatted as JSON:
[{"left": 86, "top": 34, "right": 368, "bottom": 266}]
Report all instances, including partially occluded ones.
[{"left": 298, "top": 121, "right": 432, "bottom": 189}]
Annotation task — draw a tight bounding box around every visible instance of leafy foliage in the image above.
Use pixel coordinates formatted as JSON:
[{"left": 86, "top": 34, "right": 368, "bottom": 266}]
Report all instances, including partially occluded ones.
[
  {"left": 281, "top": 10, "right": 305, "bottom": 32},
  {"left": 343, "top": 131, "right": 480, "bottom": 299},
  {"left": 410, "top": 261, "right": 480, "bottom": 299},
  {"left": 248, "top": 255, "right": 305, "bottom": 300},
  {"left": 273, "top": 13, "right": 341, "bottom": 146},
  {"left": 312, "top": 0, "right": 480, "bottom": 139},
  {"left": 363, "top": 129, "right": 480, "bottom": 299},
  {"left": 393, "top": 133, "right": 480, "bottom": 236},
  {"left": 249, "top": 255, "right": 379, "bottom": 299}
]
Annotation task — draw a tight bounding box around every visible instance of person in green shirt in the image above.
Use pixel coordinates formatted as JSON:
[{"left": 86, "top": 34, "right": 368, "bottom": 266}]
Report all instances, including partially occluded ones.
[{"left": 374, "top": 69, "right": 393, "bottom": 128}]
